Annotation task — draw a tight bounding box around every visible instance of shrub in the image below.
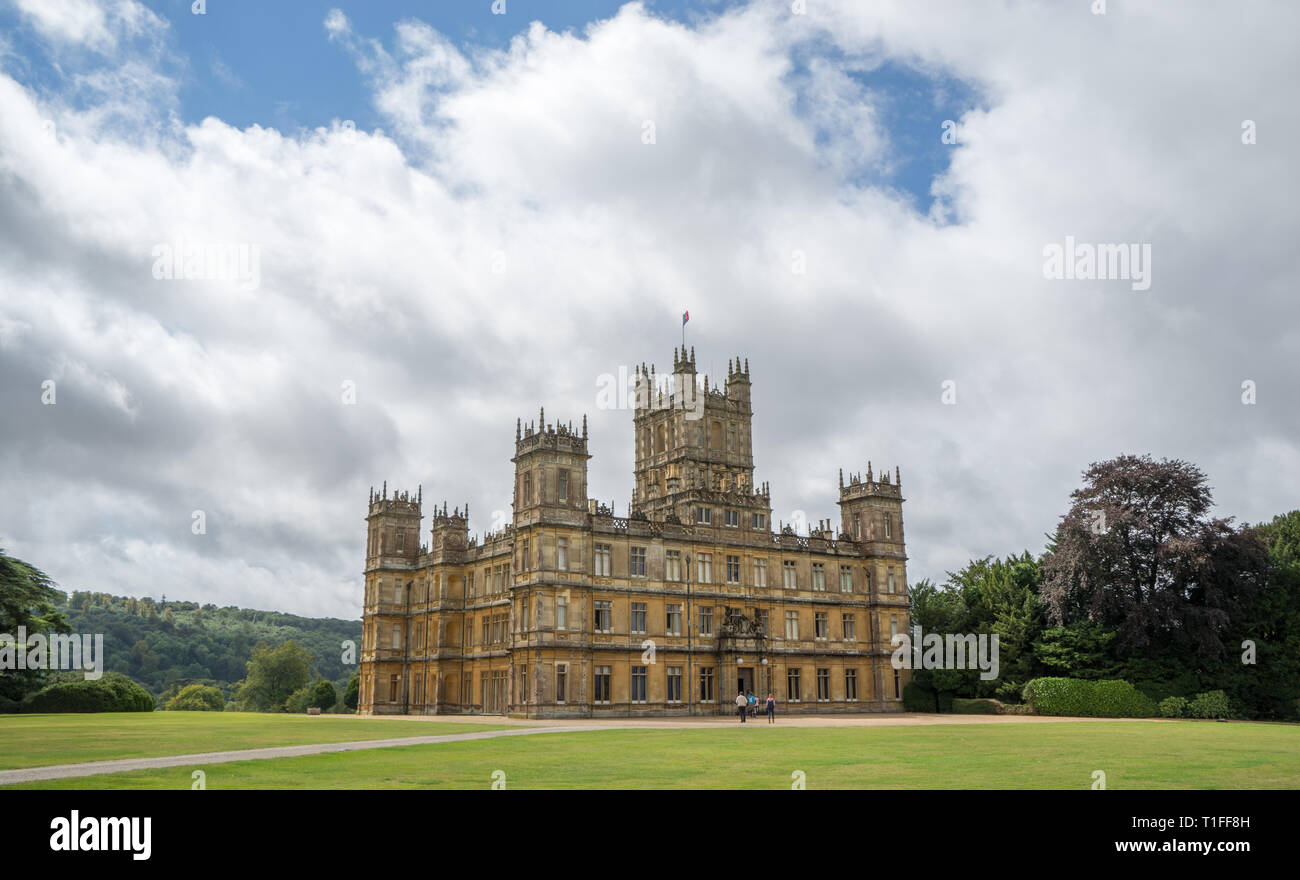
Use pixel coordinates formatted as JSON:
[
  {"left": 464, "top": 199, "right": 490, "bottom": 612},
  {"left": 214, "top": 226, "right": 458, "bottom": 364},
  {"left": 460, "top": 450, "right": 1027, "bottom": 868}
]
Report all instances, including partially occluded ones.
[
  {"left": 1022, "top": 677, "right": 1156, "bottom": 718},
  {"left": 21, "top": 672, "right": 154, "bottom": 713},
  {"left": 952, "top": 698, "right": 1001, "bottom": 714},
  {"left": 902, "top": 681, "right": 937, "bottom": 712},
  {"left": 937, "top": 690, "right": 955, "bottom": 713},
  {"left": 166, "top": 684, "right": 225, "bottom": 711},
  {"left": 1159, "top": 696, "right": 1188, "bottom": 718},
  {"left": 1187, "top": 690, "right": 1231, "bottom": 719},
  {"left": 284, "top": 687, "right": 312, "bottom": 714}
]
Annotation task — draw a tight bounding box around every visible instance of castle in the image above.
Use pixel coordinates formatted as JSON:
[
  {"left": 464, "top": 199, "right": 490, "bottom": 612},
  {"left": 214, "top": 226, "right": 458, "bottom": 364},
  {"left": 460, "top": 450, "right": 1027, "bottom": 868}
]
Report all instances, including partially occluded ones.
[{"left": 358, "top": 348, "right": 911, "bottom": 716}]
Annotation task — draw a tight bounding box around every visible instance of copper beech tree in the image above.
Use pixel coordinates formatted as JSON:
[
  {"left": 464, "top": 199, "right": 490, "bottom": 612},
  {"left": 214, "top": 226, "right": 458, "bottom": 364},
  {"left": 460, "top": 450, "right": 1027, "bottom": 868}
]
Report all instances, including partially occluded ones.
[{"left": 1040, "top": 454, "right": 1268, "bottom": 657}]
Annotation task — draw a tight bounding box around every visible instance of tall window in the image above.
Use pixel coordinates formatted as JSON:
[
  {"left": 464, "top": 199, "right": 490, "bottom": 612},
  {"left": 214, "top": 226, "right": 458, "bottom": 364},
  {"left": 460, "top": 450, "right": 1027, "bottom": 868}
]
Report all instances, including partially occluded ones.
[
  {"left": 698, "top": 606, "right": 714, "bottom": 636},
  {"left": 666, "top": 667, "right": 682, "bottom": 703},
  {"left": 845, "top": 669, "right": 858, "bottom": 701},
  {"left": 751, "top": 512, "right": 766, "bottom": 530},
  {"left": 595, "top": 601, "right": 612, "bottom": 633},
  {"left": 594, "top": 544, "right": 611, "bottom": 576},
  {"left": 890, "top": 615, "right": 899, "bottom": 639},
  {"left": 756, "top": 608, "right": 769, "bottom": 635},
  {"left": 853, "top": 513, "right": 861, "bottom": 538},
  {"left": 631, "top": 602, "right": 647, "bottom": 634},
  {"left": 784, "top": 610, "right": 799, "bottom": 640},
  {"left": 814, "top": 612, "right": 828, "bottom": 640},
  {"left": 783, "top": 560, "right": 797, "bottom": 589},
  {"left": 557, "top": 538, "right": 568, "bottom": 571},
  {"left": 556, "top": 663, "right": 567, "bottom": 703},
  {"left": 666, "top": 550, "right": 682, "bottom": 581},
  {"left": 521, "top": 538, "right": 530, "bottom": 570},
  {"left": 888, "top": 568, "right": 897, "bottom": 593},
  {"left": 396, "top": 530, "right": 405, "bottom": 552},
  {"left": 699, "top": 667, "right": 715, "bottom": 702},
  {"left": 556, "top": 595, "right": 567, "bottom": 630},
  {"left": 523, "top": 473, "right": 533, "bottom": 504},
  {"left": 594, "top": 666, "right": 611, "bottom": 703},
  {"left": 631, "top": 666, "right": 647, "bottom": 703},
  {"left": 893, "top": 668, "right": 901, "bottom": 699},
  {"left": 666, "top": 604, "right": 682, "bottom": 636},
  {"left": 725, "top": 509, "right": 739, "bottom": 527},
  {"left": 558, "top": 470, "right": 569, "bottom": 502},
  {"left": 698, "top": 553, "right": 712, "bottom": 584},
  {"left": 726, "top": 555, "right": 740, "bottom": 584},
  {"left": 696, "top": 506, "right": 711, "bottom": 524},
  {"left": 817, "top": 668, "right": 830, "bottom": 701},
  {"left": 884, "top": 512, "right": 892, "bottom": 538},
  {"left": 752, "top": 558, "right": 767, "bottom": 587},
  {"left": 840, "top": 565, "right": 853, "bottom": 593},
  {"left": 630, "top": 547, "right": 647, "bottom": 577},
  {"left": 811, "top": 563, "right": 825, "bottom": 591},
  {"left": 842, "top": 613, "right": 856, "bottom": 642},
  {"left": 786, "top": 668, "right": 801, "bottom": 702}
]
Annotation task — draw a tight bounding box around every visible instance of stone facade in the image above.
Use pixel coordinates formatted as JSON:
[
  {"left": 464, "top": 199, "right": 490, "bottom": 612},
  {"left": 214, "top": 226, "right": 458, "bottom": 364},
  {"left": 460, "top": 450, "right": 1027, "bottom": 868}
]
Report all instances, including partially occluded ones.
[{"left": 359, "top": 348, "right": 911, "bottom": 717}]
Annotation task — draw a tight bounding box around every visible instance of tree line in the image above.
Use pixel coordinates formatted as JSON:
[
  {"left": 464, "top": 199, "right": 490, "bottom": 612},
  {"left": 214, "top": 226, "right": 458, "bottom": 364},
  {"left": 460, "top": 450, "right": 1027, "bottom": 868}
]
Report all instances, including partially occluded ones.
[{"left": 907, "top": 454, "right": 1300, "bottom": 719}]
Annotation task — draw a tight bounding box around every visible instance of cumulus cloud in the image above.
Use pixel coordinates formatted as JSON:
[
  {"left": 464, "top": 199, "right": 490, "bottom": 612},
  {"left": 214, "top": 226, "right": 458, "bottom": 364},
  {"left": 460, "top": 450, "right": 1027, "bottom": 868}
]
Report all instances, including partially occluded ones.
[{"left": 0, "top": 0, "right": 1296, "bottom": 617}]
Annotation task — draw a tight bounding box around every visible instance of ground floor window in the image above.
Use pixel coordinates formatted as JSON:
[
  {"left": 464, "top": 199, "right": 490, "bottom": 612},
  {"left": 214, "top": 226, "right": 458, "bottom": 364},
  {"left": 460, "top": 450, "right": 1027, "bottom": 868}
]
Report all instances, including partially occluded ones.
[
  {"left": 556, "top": 663, "right": 567, "bottom": 704},
  {"left": 787, "top": 668, "right": 801, "bottom": 702},
  {"left": 816, "top": 668, "right": 830, "bottom": 701},
  {"left": 699, "top": 667, "right": 715, "bottom": 702},
  {"left": 893, "top": 668, "right": 901, "bottom": 699},
  {"left": 845, "top": 669, "right": 858, "bottom": 701},
  {"left": 631, "top": 666, "right": 647, "bottom": 703},
  {"left": 666, "top": 667, "right": 682, "bottom": 703},
  {"left": 594, "top": 666, "right": 611, "bottom": 703}
]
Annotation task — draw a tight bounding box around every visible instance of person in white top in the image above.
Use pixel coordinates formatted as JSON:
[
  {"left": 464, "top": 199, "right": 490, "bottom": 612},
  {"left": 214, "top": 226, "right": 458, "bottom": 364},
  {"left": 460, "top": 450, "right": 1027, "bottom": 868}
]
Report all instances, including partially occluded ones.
[{"left": 735, "top": 692, "right": 748, "bottom": 723}]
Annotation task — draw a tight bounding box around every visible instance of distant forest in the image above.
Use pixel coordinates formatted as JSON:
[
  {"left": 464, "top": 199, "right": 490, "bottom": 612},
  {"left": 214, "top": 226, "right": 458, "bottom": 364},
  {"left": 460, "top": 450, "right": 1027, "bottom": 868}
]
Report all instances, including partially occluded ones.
[{"left": 58, "top": 592, "right": 360, "bottom": 703}]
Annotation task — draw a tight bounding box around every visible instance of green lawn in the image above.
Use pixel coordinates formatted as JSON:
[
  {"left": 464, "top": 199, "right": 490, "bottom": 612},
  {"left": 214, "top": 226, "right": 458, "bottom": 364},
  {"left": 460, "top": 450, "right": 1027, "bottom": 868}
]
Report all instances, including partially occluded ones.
[
  {"left": 0, "top": 712, "right": 514, "bottom": 770},
  {"left": 6, "top": 720, "right": 1299, "bottom": 789}
]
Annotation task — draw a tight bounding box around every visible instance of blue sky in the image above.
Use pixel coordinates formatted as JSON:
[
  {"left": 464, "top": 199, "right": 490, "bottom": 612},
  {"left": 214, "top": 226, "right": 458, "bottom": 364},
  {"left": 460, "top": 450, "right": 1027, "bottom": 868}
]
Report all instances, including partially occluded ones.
[{"left": 0, "top": 0, "right": 979, "bottom": 212}]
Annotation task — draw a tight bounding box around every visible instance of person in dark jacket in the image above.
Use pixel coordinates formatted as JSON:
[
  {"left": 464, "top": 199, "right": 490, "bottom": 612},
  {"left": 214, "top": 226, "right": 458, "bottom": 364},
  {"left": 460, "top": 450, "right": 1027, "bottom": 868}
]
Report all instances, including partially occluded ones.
[{"left": 765, "top": 693, "right": 776, "bottom": 723}]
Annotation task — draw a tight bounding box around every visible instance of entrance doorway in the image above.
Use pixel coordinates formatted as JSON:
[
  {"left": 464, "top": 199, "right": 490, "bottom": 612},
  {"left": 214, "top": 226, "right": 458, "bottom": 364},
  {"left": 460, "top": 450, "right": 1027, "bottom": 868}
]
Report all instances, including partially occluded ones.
[{"left": 737, "top": 667, "right": 754, "bottom": 697}]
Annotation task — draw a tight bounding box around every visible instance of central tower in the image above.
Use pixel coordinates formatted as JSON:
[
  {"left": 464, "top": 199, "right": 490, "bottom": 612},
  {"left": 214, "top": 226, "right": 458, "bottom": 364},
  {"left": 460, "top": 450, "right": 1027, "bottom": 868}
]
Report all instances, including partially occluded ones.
[{"left": 630, "top": 347, "right": 769, "bottom": 524}]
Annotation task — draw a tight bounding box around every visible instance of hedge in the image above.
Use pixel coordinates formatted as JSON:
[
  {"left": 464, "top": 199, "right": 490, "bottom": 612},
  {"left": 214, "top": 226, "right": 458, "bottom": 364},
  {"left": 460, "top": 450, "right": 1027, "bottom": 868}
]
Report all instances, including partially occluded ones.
[
  {"left": 1022, "top": 677, "right": 1157, "bottom": 718},
  {"left": 952, "top": 698, "right": 1002, "bottom": 714},
  {"left": 21, "top": 672, "right": 154, "bottom": 713}
]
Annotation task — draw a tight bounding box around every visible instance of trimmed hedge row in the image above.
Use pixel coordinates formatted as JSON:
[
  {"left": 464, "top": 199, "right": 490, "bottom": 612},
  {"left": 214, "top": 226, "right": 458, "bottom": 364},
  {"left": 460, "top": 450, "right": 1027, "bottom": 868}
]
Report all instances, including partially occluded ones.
[
  {"left": 21, "top": 672, "right": 154, "bottom": 713},
  {"left": 1022, "top": 677, "right": 1157, "bottom": 718}
]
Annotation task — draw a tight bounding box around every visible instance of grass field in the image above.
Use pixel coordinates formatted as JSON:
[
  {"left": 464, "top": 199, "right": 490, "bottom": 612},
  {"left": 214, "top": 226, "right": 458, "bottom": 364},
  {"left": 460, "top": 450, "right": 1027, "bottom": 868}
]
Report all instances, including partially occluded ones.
[
  {"left": 5, "top": 718, "right": 1299, "bottom": 789},
  {"left": 0, "top": 713, "right": 514, "bottom": 770}
]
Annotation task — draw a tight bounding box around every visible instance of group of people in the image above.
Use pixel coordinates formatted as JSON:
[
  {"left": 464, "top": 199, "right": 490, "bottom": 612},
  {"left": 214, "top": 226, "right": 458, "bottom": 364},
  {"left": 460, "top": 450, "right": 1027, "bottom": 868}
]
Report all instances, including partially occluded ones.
[{"left": 735, "top": 690, "right": 776, "bottom": 723}]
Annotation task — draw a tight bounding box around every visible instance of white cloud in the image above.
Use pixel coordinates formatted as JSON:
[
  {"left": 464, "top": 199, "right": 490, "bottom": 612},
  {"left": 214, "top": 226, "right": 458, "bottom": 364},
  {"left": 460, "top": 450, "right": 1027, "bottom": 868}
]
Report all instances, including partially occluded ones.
[{"left": 0, "top": 0, "right": 1296, "bottom": 617}]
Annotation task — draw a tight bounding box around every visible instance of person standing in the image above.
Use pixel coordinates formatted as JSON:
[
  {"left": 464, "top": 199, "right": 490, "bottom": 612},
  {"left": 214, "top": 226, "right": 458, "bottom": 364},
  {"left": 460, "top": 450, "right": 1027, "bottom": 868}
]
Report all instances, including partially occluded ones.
[
  {"left": 735, "top": 691, "right": 748, "bottom": 723},
  {"left": 765, "top": 692, "right": 776, "bottom": 723},
  {"left": 747, "top": 691, "right": 757, "bottom": 717}
]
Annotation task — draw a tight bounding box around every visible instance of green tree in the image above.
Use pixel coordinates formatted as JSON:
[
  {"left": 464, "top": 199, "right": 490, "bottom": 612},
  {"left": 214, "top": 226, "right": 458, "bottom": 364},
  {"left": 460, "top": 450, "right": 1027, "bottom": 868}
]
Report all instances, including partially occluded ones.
[
  {"left": 343, "top": 670, "right": 360, "bottom": 711},
  {"left": 166, "top": 683, "right": 225, "bottom": 711},
  {"left": 309, "top": 679, "right": 337, "bottom": 712},
  {"left": 235, "top": 640, "right": 313, "bottom": 712},
  {"left": 0, "top": 549, "right": 69, "bottom": 704}
]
